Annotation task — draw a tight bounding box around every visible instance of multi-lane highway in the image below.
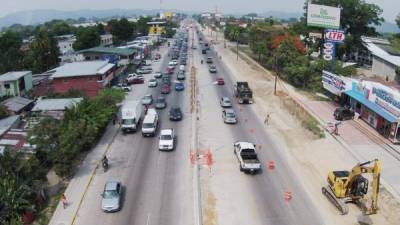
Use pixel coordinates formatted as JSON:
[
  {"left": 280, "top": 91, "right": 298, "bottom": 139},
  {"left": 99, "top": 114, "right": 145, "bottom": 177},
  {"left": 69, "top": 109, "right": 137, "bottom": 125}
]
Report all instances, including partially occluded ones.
[
  {"left": 70, "top": 20, "right": 325, "bottom": 225},
  {"left": 73, "top": 32, "right": 194, "bottom": 225}
]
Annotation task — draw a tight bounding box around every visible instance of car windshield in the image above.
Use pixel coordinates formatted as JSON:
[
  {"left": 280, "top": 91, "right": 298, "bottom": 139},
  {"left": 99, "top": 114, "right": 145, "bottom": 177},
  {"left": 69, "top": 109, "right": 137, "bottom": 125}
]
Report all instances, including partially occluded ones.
[
  {"left": 103, "top": 190, "right": 118, "bottom": 199},
  {"left": 224, "top": 99, "right": 231, "bottom": 104},
  {"left": 156, "top": 98, "right": 165, "bottom": 103},
  {"left": 143, "top": 123, "right": 154, "bottom": 128},
  {"left": 160, "top": 134, "right": 172, "bottom": 140},
  {"left": 226, "top": 112, "right": 235, "bottom": 117},
  {"left": 122, "top": 119, "right": 135, "bottom": 125}
]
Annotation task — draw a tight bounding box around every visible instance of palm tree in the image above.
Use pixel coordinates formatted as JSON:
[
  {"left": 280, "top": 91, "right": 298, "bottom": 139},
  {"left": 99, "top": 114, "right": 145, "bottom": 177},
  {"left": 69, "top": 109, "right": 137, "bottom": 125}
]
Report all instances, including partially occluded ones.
[
  {"left": 229, "top": 27, "right": 240, "bottom": 60},
  {"left": 0, "top": 175, "right": 33, "bottom": 224}
]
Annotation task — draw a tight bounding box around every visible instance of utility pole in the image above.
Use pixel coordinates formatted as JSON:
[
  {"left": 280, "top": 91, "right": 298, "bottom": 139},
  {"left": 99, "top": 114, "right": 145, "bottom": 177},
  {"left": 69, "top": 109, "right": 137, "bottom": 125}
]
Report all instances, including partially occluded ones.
[{"left": 274, "top": 54, "right": 278, "bottom": 95}]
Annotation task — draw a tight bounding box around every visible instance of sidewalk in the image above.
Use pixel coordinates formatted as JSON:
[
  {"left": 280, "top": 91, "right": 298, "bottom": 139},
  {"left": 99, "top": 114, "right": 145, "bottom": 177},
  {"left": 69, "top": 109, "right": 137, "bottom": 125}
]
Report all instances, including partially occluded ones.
[{"left": 48, "top": 122, "right": 120, "bottom": 225}]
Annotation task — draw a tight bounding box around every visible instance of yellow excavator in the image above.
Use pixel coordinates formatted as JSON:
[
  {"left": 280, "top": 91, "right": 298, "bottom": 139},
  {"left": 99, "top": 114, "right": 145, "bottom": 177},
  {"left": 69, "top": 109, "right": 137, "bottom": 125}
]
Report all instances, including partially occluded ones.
[{"left": 322, "top": 159, "right": 381, "bottom": 215}]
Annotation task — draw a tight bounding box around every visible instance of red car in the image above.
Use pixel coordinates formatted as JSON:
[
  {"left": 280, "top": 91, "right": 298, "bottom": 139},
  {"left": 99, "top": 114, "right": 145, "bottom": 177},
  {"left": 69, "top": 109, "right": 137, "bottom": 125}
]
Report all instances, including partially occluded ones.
[
  {"left": 161, "top": 84, "right": 171, "bottom": 94},
  {"left": 167, "top": 66, "right": 174, "bottom": 75},
  {"left": 216, "top": 78, "right": 225, "bottom": 85}
]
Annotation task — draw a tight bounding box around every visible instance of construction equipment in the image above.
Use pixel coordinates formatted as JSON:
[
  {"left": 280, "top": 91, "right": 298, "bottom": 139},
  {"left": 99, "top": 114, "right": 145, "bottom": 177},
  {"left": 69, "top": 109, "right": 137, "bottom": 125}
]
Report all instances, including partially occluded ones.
[{"left": 322, "top": 159, "right": 381, "bottom": 215}]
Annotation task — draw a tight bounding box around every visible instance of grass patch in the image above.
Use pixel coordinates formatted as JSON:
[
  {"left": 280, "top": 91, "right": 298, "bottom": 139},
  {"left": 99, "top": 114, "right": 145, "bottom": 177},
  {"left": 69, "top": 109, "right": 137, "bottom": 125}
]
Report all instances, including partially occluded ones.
[{"left": 281, "top": 96, "right": 325, "bottom": 138}]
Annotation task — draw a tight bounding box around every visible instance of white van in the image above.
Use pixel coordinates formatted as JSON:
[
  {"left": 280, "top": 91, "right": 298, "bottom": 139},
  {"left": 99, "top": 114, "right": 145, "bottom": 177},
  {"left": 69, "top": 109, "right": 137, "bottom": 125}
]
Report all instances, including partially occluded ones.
[
  {"left": 141, "top": 108, "right": 159, "bottom": 137},
  {"left": 179, "top": 65, "right": 185, "bottom": 72}
]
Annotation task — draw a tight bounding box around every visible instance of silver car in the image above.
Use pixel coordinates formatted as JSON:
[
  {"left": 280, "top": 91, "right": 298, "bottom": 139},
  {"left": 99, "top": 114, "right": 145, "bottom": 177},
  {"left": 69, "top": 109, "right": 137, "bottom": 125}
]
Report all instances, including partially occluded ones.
[
  {"left": 222, "top": 109, "right": 237, "bottom": 124},
  {"left": 142, "top": 94, "right": 153, "bottom": 105},
  {"left": 220, "top": 97, "right": 232, "bottom": 108},
  {"left": 101, "top": 181, "right": 122, "bottom": 212}
]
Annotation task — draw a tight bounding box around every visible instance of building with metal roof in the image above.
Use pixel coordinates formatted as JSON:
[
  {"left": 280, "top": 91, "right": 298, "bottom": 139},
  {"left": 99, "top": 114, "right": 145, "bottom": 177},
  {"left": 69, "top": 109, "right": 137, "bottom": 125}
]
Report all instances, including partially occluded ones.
[
  {"left": 31, "top": 98, "right": 83, "bottom": 120},
  {"left": 1, "top": 96, "right": 34, "bottom": 114},
  {"left": 0, "top": 71, "right": 33, "bottom": 97},
  {"left": 50, "top": 61, "right": 116, "bottom": 97},
  {"left": 77, "top": 47, "right": 137, "bottom": 66}
]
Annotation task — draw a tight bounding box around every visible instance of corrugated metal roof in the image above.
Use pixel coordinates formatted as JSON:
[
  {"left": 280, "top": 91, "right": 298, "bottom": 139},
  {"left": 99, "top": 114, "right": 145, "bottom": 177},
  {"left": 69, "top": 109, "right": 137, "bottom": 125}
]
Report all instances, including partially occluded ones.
[
  {"left": 50, "top": 61, "right": 114, "bottom": 78},
  {"left": 362, "top": 36, "right": 400, "bottom": 67},
  {"left": 0, "top": 71, "right": 31, "bottom": 82},
  {"left": 77, "top": 47, "right": 136, "bottom": 56},
  {"left": 1, "top": 97, "right": 33, "bottom": 113},
  {"left": 32, "top": 98, "right": 83, "bottom": 111}
]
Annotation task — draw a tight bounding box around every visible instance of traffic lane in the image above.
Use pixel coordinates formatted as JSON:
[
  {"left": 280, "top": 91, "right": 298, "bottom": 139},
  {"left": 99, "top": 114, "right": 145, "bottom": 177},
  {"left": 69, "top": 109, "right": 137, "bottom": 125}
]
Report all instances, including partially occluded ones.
[{"left": 202, "top": 38, "right": 324, "bottom": 224}]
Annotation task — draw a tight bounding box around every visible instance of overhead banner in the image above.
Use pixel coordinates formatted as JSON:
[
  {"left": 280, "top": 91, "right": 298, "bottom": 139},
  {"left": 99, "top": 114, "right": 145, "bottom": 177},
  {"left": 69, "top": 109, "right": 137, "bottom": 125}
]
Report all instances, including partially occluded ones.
[{"left": 307, "top": 4, "right": 341, "bottom": 29}]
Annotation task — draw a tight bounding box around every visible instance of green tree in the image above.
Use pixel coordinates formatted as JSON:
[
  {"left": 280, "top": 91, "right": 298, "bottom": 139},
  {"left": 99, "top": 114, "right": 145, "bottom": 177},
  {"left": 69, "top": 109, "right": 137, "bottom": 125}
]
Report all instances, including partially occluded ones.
[
  {"left": 30, "top": 27, "right": 60, "bottom": 72},
  {"left": 136, "top": 16, "right": 153, "bottom": 36},
  {"left": 0, "top": 31, "right": 24, "bottom": 74},
  {"left": 396, "top": 14, "right": 400, "bottom": 29},
  {"left": 73, "top": 26, "right": 101, "bottom": 51},
  {"left": 108, "top": 18, "right": 135, "bottom": 45},
  {"left": 52, "top": 21, "right": 74, "bottom": 36}
]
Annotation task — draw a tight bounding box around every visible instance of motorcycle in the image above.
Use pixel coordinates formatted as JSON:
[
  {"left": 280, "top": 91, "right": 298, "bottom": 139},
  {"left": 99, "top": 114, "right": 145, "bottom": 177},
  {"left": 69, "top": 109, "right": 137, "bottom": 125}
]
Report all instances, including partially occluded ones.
[
  {"left": 102, "top": 160, "right": 109, "bottom": 172},
  {"left": 201, "top": 60, "right": 203, "bottom": 64}
]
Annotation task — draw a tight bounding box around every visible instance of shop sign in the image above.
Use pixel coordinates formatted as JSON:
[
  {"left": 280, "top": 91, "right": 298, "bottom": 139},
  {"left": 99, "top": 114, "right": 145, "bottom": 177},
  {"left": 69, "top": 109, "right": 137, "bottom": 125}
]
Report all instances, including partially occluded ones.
[
  {"left": 307, "top": 4, "right": 341, "bottom": 29},
  {"left": 325, "top": 29, "right": 345, "bottom": 43},
  {"left": 322, "top": 70, "right": 350, "bottom": 95},
  {"left": 372, "top": 87, "right": 400, "bottom": 110},
  {"left": 375, "top": 98, "right": 400, "bottom": 117}
]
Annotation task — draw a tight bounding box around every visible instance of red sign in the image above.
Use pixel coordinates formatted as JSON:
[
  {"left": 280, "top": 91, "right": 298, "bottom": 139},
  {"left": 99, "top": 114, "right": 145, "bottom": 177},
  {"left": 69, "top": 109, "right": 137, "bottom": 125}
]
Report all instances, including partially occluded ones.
[{"left": 325, "top": 29, "right": 345, "bottom": 43}]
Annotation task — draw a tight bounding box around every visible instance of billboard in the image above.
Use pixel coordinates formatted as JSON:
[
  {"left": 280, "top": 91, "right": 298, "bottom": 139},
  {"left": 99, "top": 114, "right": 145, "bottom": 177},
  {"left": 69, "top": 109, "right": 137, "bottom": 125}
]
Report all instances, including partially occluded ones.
[
  {"left": 307, "top": 4, "right": 341, "bottom": 29},
  {"left": 322, "top": 70, "right": 352, "bottom": 95}
]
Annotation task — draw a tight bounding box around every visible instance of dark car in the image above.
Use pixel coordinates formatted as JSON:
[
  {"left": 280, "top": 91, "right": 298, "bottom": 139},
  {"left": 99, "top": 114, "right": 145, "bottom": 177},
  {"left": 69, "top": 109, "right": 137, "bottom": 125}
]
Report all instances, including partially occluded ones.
[
  {"left": 175, "top": 82, "right": 184, "bottom": 91},
  {"left": 202, "top": 49, "right": 207, "bottom": 54},
  {"left": 206, "top": 57, "right": 213, "bottom": 64},
  {"left": 155, "top": 96, "right": 167, "bottom": 109},
  {"left": 169, "top": 106, "right": 182, "bottom": 121},
  {"left": 161, "top": 84, "right": 171, "bottom": 94},
  {"left": 334, "top": 107, "right": 355, "bottom": 121}
]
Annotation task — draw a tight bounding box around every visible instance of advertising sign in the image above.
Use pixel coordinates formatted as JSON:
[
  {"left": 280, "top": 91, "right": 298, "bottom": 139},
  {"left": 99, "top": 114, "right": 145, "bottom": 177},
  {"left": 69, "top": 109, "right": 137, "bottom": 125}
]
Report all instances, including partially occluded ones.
[
  {"left": 323, "top": 41, "right": 335, "bottom": 61},
  {"left": 372, "top": 87, "right": 400, "bottom": 117},
  {"left": 322, "top": 70, "right": 352, "bottom": 95},
  {"left": 148, "top": 26, "right": 164, "bottom": 36},
  {"left": 325, "top": 29, "right": 345, "bottom": 43},
  {"left": 307, "top": 4, "right": 341, "bottom": 29}
]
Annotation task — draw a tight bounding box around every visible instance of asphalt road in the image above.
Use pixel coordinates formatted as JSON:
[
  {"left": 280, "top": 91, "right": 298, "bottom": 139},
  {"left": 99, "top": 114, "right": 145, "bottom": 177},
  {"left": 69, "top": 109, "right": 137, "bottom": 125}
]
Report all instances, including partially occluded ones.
[
  {"left": 195, "top": 27, "right": 325, "bottom": 225},
  {"left": 74, "top": 35, "right": 194, "bottom": 225}
]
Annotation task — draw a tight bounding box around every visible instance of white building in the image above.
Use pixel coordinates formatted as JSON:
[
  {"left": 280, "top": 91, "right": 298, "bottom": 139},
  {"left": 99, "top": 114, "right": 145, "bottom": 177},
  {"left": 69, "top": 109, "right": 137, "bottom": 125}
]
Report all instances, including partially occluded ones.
[
  {"left": 362, "top": 36, "right": 400, "bottom": 82},
  {"left": 100, "top": 34, "right": 113, "bottom": 47},
  {"left": 56, "top": 34, "right": 76, "bottom": 55}
]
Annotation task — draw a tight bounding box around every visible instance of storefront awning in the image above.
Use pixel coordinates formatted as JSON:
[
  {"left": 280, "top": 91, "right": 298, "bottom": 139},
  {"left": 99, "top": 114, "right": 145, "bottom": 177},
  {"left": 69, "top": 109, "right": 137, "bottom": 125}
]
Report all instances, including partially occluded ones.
[{"left": 345, "top": 90, "right": 398, "bottom": 123}]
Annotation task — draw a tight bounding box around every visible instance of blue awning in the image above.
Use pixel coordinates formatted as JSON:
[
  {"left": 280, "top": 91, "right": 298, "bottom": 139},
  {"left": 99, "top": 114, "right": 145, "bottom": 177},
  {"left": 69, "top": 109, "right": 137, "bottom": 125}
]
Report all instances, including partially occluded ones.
[{"left": 345, "top": 90, "right": 398, "bottom": 123}]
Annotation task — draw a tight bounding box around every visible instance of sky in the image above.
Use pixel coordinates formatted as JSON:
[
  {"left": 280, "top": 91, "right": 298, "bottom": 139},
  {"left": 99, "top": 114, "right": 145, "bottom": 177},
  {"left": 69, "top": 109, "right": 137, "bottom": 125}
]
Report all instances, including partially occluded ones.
[{"left": 0, "top": 0, "right": 398, "bottom": 23}]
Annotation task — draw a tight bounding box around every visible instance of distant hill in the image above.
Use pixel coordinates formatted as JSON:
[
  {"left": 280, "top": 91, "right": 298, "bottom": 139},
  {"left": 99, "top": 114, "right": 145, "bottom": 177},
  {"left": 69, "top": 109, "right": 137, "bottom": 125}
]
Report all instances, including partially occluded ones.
[
  {"left": 259, "top": 11, "right": 303, "bottom": 20},
  {"left": 0, "top": 9, "right": 160, "bottom": 28},
  {"left": 374, "top": 22, "right": 399, "bottom": 34}
]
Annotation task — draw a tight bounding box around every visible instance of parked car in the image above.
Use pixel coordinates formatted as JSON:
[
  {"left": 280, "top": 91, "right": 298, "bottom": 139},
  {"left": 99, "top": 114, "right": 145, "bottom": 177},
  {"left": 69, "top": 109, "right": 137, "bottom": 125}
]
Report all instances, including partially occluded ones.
[
  {"left": 159, "top": 128, "right": 175, "bottom": 151},
  {"left": 175, "top": 82, "right": 185, "bottom": 91},
  {"left": 161, "top": 84, "right": 171, "bottom": 94},
  {"left": 137, "top": 67, "right": 153, "bottom": 74},
  {"left": 126, "top": 74, "right": 144, "bottom": 84},
  {"left": 220, "top": 97, "right": 232, "bottom": 108},
  {"left": 334, "top": 107, "right": 355, "bottom": 121},
  {"left": 142, "top": 94, "right": 153, "bottom": 105},
  {"left": 169, "top": 106, "right": 182, "bottom": 121},
  {"left": 222, "top": 109, "right": 237, "bottom": 124},
  {"left": 216, "top": 78, "right": 224, "bottom": 85},
  {"left": 148, "top": 79, "right": 158, "bottom": 87},
  {"left": 112, "top": 83, "right": 131, "bottom": 92},
  {"left": 101, "top": 181, "right": 122, "bottom": 212},
  {"left": 209, "top": 65, "right": 217, "bottom": 73},
  {"left": 155, "top": 96, "right": 167, "bottom": 109},
  {"left": 153, "top": 72, "right": 162, "bottom": 78}
]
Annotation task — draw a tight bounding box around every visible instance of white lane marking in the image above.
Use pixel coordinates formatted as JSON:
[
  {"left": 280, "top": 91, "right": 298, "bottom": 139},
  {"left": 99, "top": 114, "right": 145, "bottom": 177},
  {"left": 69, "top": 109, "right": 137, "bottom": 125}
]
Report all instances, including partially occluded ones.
[{"left": 146, "top": 213, "right": 151, "bottom": 225}]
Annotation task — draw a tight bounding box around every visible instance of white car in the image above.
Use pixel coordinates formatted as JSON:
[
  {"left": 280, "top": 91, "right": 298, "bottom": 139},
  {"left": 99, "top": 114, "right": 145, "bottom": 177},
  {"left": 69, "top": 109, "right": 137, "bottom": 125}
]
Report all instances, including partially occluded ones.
[
  {"left": 148, "top": 79, "right": 158, "bottom": 87},
  {"left": 168, "top": 61, "right": 176, "bottom": 68},
  {"left": 222, "top": 109, "right": 237, "bottom": 124},
  {"left": 220, "top": 97, "right": 232, "bottom": 108},
  {"left": 153, "top": 72, "right": 162, "bottom": 78},
  {"left": 171, "top": 60, "right": 178, "bottom": 65},
  {"left": 142, "top": 94, "right": 153, "bottom": 105},
  {"left": 159, "top": 129, "right": 175, "bottom": 151}
]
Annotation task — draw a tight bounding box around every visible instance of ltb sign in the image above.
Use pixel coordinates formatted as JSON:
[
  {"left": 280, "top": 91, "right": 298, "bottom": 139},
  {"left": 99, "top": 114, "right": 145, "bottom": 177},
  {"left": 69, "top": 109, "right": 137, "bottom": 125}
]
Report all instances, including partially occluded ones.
[{"left": 325, "top": 29, "right": 345, "bottom": 43}]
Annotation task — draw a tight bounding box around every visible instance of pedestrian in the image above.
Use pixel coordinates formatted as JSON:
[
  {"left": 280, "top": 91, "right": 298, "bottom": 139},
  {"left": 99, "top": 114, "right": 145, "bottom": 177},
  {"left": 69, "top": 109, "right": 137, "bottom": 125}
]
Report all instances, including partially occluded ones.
[
  {"left": 61, "top": 194, "right": 68, "bottom": 209},
  {"left": 144, "top": 104, "right": 149, "bottom": 115},
  {"left": 112, "top": 112, "right": 117, "bottom": 125},
  {"left": 264, "top": 114, "right": 270, "bottom": 125},
  {"left": 334, "top": 122, "right": 339, "bottom": 135}
]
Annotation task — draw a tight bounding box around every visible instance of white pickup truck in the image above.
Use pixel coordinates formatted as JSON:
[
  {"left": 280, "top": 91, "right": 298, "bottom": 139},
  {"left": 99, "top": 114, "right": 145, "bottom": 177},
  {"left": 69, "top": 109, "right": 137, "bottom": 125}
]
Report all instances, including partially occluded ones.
[{"left": 234, "top": 142, "right": 261, "bottom": 174}]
